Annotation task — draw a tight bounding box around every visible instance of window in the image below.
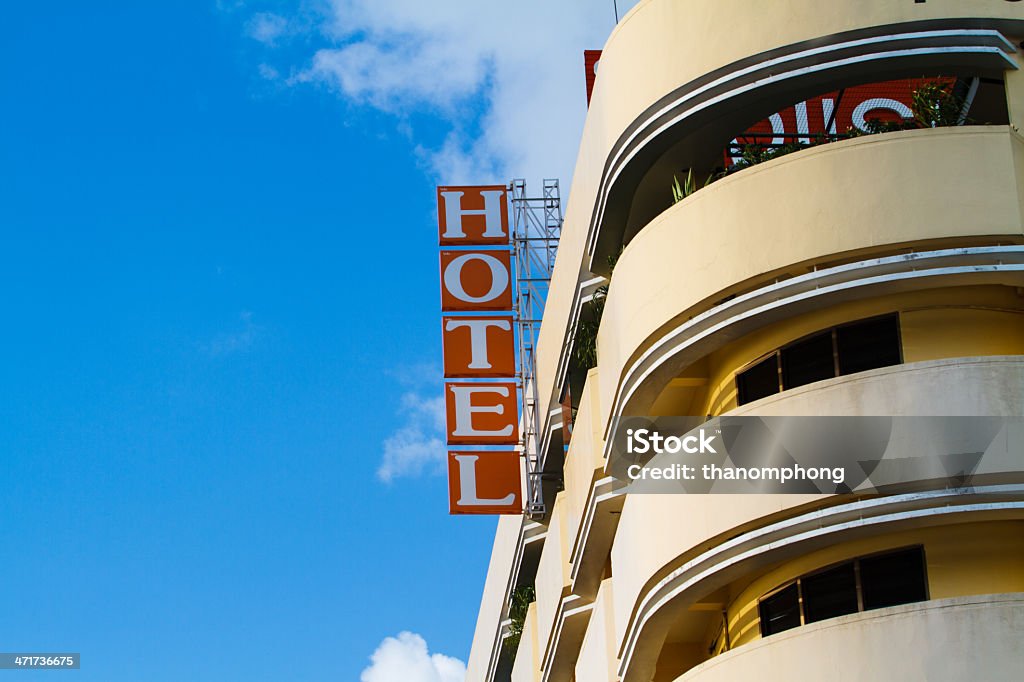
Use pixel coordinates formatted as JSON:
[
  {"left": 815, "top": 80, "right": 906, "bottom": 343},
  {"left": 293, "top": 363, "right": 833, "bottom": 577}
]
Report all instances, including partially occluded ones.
[
  {"left": 801, "top": 562, "right": 858, "bottom": 624},
  {"left": 836, "top": 315, "right": 901, "bottom": 375},
  {"left": 737, "top": 315, "right": 901, "bottom": 406},
  {"left": 736, "top": 353, "right": 780, "bottom": 404},
  {"left": 860, "top": 547, "right": 927, "bottom": 610},
  {"left": 758, "top": 583, "right": 801, "bottom": 636},
  {"left": 758, "top": 546, "right": 927, "bottom": 638},
  {"left": 781, "top": 331, "right": 834, "bottom": 389}
]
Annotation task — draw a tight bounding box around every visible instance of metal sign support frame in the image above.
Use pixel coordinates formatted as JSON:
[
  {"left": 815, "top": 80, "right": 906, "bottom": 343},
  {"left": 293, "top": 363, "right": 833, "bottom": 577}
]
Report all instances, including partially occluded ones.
[{"left": 511, "top": 178, "right": 562, "bottom": 519}]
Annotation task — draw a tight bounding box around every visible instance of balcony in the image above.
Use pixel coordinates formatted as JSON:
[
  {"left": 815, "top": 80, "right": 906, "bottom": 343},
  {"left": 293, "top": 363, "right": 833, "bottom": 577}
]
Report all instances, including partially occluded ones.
[
  {"left": 674, "top": 594, "right": 1024, "bottom": 682},
  {"left": 597, "top": 126, "right": 1024, "bottom": 438},
  {"left": 586, "top": 3, "right": 1022, "bottom": 271},
  {"left": 606, "top": 357, "right": 1024, "bottom": 681}
]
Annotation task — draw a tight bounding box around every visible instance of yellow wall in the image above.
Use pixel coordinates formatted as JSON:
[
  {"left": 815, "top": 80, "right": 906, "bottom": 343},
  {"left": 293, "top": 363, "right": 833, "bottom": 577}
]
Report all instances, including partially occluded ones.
[
  {"left": 574, "top": 578, "right": 618, "bottom": 682},
  {"left": 563, "top": 369, "right": 604, "bottom": 556},
  {"left": 901, "top": 307, "right": 1024, "bottom": 363},
  {"left": 534, "top": 493, "right": 570, "bottom": 657}
]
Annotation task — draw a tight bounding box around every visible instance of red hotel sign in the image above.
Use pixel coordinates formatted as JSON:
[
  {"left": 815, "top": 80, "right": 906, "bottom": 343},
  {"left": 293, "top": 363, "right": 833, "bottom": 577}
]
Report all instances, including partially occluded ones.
[
  {"left": 447, "top": 451, "right": 522, "bottom": 515},
  {"left": 441, "top": 314, "right": 515, "bottom": 378},
  {"left": 437, "top": 185, "right": 523, "bottom": 515},
  {"left": 438, "top": 185, "right": 510, "bottom": 246},
  {"left": 439, "top": 250, "right": 514, "bottom": 311},
  {"left": 726, "top": 78, "right": 955, "bottom": 165}
]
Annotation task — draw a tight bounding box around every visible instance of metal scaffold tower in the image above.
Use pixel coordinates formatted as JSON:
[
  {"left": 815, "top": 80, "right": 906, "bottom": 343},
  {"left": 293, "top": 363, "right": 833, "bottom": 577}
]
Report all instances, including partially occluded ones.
[{"left": 511, "top": 178, "right": 562, "bottom": 518}]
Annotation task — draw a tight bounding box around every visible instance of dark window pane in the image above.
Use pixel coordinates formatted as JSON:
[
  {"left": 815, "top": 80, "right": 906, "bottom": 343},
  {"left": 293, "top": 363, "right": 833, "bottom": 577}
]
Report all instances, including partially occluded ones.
[
  {"left": 781, "top": 332, "right": 835, "bottom": 389},
  {"left": 802, "top": 562, "right": 858, "bottom": 624},
  {"left": 759, "top": 583, "right": 800, "bottom": 636},
  {"left": 860, "top": 548, "right": 927, "bottom": 611},
  {"left": 837, "top": 315, "right": 901, "bottom": 376},
  {"left": 737, "top": 354, "right": 779, "bottom": 405}
]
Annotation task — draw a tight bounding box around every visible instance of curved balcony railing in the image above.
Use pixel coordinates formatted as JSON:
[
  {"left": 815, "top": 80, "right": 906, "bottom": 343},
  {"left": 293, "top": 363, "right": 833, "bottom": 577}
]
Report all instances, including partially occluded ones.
[{"left": 674, "top": 594, "right": 1024, "bottom": 682}]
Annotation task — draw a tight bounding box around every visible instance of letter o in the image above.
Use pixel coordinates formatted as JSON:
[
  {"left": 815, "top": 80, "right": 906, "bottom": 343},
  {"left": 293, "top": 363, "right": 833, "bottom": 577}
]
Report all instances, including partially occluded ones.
[
  {"left": 444, "top": 253, "right": 509, "bottom": 304},
  {"left": 852, "top": 98, "right": 913, "bottom": 132}
]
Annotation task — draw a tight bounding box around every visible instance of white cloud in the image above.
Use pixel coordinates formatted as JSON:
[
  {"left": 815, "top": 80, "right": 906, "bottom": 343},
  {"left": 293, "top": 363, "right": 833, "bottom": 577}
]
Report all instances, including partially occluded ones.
[
  {"left": 257, "top": 62, "right": 280, "bottom": 81},
  {"left": 361, "top": 631, "right": 465, "bottom": 682},
  {"left": 377, "top": 375, "right": 447, "bottom": 483},
  {"left": 246, "top": 12, "right": 290, "bottom": 46},
  {"left": 298, "top": 38, "right": 485, "bottom": 115},
  {"left": 250, "top": 0, "right": 641, "bottom": 187}
]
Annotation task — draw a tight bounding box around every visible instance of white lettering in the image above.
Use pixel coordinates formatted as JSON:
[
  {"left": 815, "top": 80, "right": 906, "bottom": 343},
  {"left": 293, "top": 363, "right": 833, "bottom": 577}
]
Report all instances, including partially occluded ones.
[
  {"left": 441, "top": 190, "right": 507, "bottom": 240},
  {"left": 852, "top": 98, "right": 913, "bottom": 132},
  {"left": 450, "top": 385, "right": 513, "bottom": 438},
  {"left": 443, "top": 253, "right": 509, "bottom": 304},
  {"left": 626, "top": 428, "right": 717, "bottom": 454},
  {"left": 445, "top": 318, "right": 511, "bottom": 369},
  {"left": 454, "top": 454, "right": 516, "bottom": 506}
]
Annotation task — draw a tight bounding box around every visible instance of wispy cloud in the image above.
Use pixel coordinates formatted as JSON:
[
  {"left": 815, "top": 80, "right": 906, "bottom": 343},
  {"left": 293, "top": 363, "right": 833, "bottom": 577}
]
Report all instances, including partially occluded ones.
[
  {"left": 203, "top": 311, "right": 262, "bottom": 357},
  {"left": 245, "top": 12, "right": 290, "bottom": 46},
  {"left": 238, "top": 0, "right": 637, "bottom": 187},
  {"left": 257, "top": 62, "right": 280, "bottom": 81},
  {"left": 360, "top": 631, "right": 465, "bottom": 682},
  {"left": 377, "top": 364, "right": 446, "bottom": 484},
  {"left": 377, "top": 391, "right": 445, "bottom": 483}
]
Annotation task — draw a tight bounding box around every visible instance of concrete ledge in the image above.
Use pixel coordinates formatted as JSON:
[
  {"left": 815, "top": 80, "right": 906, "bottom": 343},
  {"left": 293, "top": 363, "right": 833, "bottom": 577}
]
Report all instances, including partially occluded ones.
[{"left": 676, "top": 593, "right": 1024, "bottom": 682}]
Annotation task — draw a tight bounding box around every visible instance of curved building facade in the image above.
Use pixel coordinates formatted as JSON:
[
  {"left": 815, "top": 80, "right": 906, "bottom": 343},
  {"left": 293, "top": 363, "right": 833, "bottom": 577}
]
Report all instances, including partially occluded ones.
[{"left": 466, "top": 2, "right": 1024, "bottom": 680}]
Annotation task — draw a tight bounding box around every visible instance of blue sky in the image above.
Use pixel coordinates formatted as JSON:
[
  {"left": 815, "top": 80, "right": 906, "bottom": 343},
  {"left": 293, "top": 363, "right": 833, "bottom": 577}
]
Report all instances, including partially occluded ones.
[{"left": 0, "top": 2, "right": 629, "bottom": 680}]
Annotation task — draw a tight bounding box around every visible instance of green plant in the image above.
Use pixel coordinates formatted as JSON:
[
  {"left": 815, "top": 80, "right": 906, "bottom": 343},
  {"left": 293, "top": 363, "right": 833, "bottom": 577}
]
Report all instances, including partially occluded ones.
[
  {"left": 672, "top": 168, "right": 717, "bottom": 204},
  {"left": 729, "top": 141, "right": 805, "bottom": 171},
  {"left": 570, "top": 251, "right": 621, "bottom": 371},
  {"left": 910, "top": 80, "right": 967, "bottom": 128},
  {"left": 855, "top": 79, "right": 968, "bottom": 134},
  {"left": 671, "top": 172, "right": 685, "bottom": 204},
  {"left": 732, "top": 78, "right": 970, "bottom": 168},
  {"left": 502, "top": 585, "right": 536, "bottom": 661},
  {"left": 571, "top": 296, "right": 604, "bottom": 370}
]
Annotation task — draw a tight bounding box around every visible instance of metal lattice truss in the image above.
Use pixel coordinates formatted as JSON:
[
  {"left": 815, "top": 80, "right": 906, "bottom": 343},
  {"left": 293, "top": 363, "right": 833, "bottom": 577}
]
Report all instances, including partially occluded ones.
[{"left": 512, "top": 179, "right": 562, "bottom": 519}]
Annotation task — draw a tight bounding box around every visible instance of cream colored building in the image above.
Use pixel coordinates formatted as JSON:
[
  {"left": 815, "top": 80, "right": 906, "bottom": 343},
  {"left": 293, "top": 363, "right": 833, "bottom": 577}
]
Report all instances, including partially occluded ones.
[{"left": 466, "top": 1, "right": 1024, "bottom": 680}]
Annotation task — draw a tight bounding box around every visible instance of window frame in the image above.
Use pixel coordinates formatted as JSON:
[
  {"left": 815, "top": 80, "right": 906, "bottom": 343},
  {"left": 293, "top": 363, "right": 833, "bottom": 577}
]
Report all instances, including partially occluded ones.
[
  {"left": 756, "top": 545, "right": 928, "bottom": 639},
  {"left": 736, "top": 313, "right": 902, "bottom": 406},
  {"left": 735, "top": 349, "right": 782, "bottom": 405},
  {"left": 834, "top": 313, "right": 904, "bottom": 376}
]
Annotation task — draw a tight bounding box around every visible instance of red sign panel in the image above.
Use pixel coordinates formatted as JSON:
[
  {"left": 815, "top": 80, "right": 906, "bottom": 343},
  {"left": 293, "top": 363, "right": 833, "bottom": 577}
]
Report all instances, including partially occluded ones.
[
  {"left": 444, "top": 380, "right": 519, "bottom": 445},
  {"left": 584, "top": 50, "right": 602, "bottom": 106},
  {"left": 442, "top": 314, "right": 515, "bottom": 378},
  {"left": 439, "top": 250, "right": 514, "bottom": 312},
  {"left": 437, "top": 185, "right": 510, "bottom": 246},
  {"left": 436, "top": 185, "right": 522, "bottom": 515},
  {"left": 726, "top": 78, "right": 954, "bottom": 166},
  {"left": 447, "top": 451, "right": 523, "bottom": 515}
]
